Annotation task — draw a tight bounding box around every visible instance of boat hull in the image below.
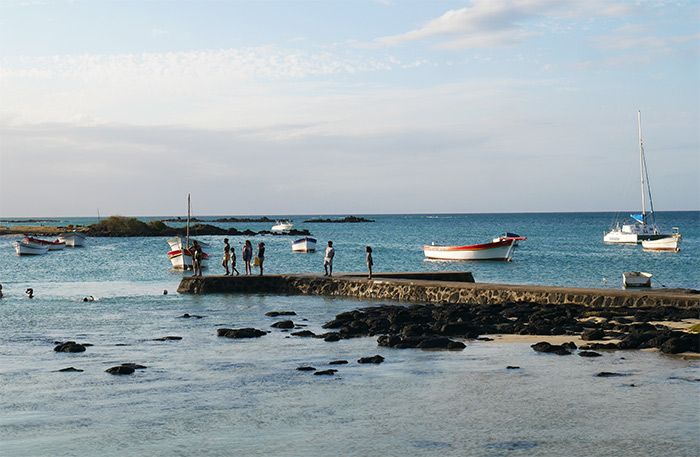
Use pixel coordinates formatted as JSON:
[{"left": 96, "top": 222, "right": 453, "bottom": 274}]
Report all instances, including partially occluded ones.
[
  {"left": 13, "top": 241, "right": 49, "bottom": 255},
  {"left": 641, "top": 235, "right": 681, "bottom": 251},
  {"left": 25, "top": 236, "right": 65, "bottom": 251},
  {"left": 424, "top": 239, "right": 515, "bottom": 261},
  {"left": 292, "top": 237, "right": 317, "bottom": 253},
  {"left": 167, "top": 237, "right": 210, "bottom": 270},
  {"left": 58, "top": 232, "right": 87, "bottom": 247},
  {"left": 272, "top": 221, "right": 294, "bottom": 232},
  {"left": 623, "top": 271, "right": 652, "bottom": 288}
]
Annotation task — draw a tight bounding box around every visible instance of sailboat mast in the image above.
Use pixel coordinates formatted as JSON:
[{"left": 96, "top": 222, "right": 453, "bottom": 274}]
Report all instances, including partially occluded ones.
[
  {"left": 186, "top": 193, "right": 190, "bottom": 248},
  {"left": 638, "top": 110, "right": 646, "bottom": 223}
]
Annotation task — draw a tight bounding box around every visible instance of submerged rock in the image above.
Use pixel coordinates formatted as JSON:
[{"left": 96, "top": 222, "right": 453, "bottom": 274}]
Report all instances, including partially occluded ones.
[
  {"left": 358, "top": 355, "right": 385, "bottom": 364},
  {"left": 531, "top": 342, "right": 571, "bottom": 355},
  {"left": 271, "top": 320, "right": 295, "bottom": 329},
  {"left": 54, "top": 341, "right": 86, "bottom": 353},
  {"left": 217, "top": 328, "right": 267, "bottom": 339}
]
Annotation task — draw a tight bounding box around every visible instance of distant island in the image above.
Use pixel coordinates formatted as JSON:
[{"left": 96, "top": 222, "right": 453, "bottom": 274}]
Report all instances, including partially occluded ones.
[
  {"left": 86, "top": 216, "right": 311, "bottom": 237},
  {"left": 161, "top": 216, "right": 276, "bottom": 223},
  {"left": 1, "top": 216, "right": 310, "bottom": 237},
  {"left": 303, "top": 216, "right": 374, "bottom": 223}
]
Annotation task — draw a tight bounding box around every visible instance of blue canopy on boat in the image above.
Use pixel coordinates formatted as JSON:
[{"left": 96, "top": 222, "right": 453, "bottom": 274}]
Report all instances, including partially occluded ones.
[{"left": 630, "top": 213, "right": 646, "bottom": 224}]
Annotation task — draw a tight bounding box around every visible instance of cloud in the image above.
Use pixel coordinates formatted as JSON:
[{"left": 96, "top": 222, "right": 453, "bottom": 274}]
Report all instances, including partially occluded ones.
[{"left": 376, "top": 0, "right": 637, "bottom": 49}]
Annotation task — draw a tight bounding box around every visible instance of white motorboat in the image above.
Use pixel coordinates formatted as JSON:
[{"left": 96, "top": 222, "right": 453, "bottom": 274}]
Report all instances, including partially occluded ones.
[
  {"left": 24, "top": 236, "right": 65, "bottom": 251},
  {"left": 623, "top": 271, "right": 652, "bottom": 288},
  {"left": 271, "top": 220, "right": 294, "bottom": 231},
  {"left": 292, "top": 237, "right": 317, "bottom": 252},
  {"left": 58, "top": 231, "right": 87, "bottom": 247},
  {"left": 167, "top": 194, "right": 210, "bottom": 270},
  {"left": 424, "top": 239, "right": 515, "bottom": 261},
  {"left": 604, "top": 111, "right": 678, "bottom": 244},
  {"left": 13, "top": 239, "right": 49, "bottom": 255},
  {"left": 642, "top": 230, "right": 681, "bottom": 251}
]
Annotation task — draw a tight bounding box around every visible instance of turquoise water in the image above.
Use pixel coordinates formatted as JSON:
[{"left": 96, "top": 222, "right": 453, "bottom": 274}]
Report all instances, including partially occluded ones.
[{"left": 1, "top": 212, "right": 698, "bottom": 456}]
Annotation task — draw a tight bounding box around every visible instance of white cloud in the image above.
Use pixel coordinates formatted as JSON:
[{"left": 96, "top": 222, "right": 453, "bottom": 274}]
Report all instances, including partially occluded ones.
[{"left": 376, "top": 0, "right": 638, "bottom": 49}]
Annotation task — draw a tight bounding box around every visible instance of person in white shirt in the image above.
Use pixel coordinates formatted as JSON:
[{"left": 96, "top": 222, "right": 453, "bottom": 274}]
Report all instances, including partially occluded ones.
[{"left": 323, "top": 241, "right": 335, "bottom": 276}]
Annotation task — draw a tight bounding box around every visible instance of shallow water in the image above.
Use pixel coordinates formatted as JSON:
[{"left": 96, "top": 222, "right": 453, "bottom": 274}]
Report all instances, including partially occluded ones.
[{"left": 1, "top": 212, "right": 698, "bottom": 456}]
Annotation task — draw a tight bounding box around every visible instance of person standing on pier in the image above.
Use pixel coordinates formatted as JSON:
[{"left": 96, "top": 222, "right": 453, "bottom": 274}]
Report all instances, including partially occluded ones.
[
  {"left": 257, "top": 242, "right": 265, "bottom": 276},
  {"left": 222, "top": 238, "right": 231, "bottom": 275},
  {"left": 366, "top": 246, "right": 373, "bottom": 279},
  {"left": 324, "top": 241, "right": 335, "bottom": 276},
  {"left": 243, "top": 240, "right": 253, "bottom": 275},
  {"left": 231, "top": 242, "right": 240, "bottom": 275},
  {"left": 190, "top": 240, "right": 203, "bottom": 277}
]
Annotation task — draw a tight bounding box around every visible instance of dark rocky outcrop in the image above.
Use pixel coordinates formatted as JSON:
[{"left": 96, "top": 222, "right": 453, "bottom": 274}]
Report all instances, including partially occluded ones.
[
  {"left": 329, "top": 360, "right": 348, "bottom": 365},
  {"left": 271, "top": 320, "right": 295, "bottom": 329},
  {"left": 358, "top": 355, "right": 384, "bottom": 364},
  {"left": 105, "top": 363, "right": 146, "bottom": 375},
  {"left": 296, "top": 366, "right": 316, "bottom": 371},
  {"left": 266, "top": 311, "right": 297, "bottom": 317},
  {"left": 54, "top": 341, "right": 87, "bottom": 353},
  {"left": 291, "top": 330, "right": 316, "bottom": 337},
  {"left": 314, "top": 369, "right": 338, "bottom": 375},
  {"left": 153, "top": 336, "right": 182, "bottom": 341},
  {"left": 58, "top": 367, "right": 84, "bottom": 372},
  {"left": 578, "top": 351, "right": 603, "bottom": 357},
  {"left": 217, "top": 328, "right": 267, "bottom": 339},
  {"left": 531, "top": 342, "right": 572, "bottom": 355},
  {"left": 303, "top": 216, "right": 374, "bottom": 223}
]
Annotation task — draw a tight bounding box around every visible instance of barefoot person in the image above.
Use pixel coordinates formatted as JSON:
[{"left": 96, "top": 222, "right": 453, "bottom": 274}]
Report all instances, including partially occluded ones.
[
  {"left": 190, "top": 240, "right": 203, "bottom": 277},
  {"left": 231, "top": 243, "right": 240, "bottom": 275},
  {"left": 222, "top": 238, "right": 231, "bottom": 275},
  {"left": 366, "top": 246, "right": 373, "bottom": 279},
  {"left": 323, "top": 241, "right": 335, "bottom": 277},
  {"left": 257, "top": 242, "right": 265, "bottom": 276},
  {"left": 242, "top": 240, "right": 253, "bottom": 275}
]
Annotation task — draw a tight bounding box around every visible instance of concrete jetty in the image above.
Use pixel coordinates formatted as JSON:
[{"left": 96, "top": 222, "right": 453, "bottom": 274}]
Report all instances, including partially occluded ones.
[{"left": 177, "top": 272, "right": 699, "bottom": 309}]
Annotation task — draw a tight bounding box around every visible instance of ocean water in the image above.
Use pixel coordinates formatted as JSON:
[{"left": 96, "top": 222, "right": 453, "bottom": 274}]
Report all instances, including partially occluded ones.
[{"left": 1, "top": 212, "right": 699, "bottom": 456}]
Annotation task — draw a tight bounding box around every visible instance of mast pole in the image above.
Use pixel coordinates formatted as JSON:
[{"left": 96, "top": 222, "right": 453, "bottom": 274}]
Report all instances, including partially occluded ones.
[
  {"left": 638, "top": 110, "right": 646, "bottom": 223},
  {"left": 186, "top": 193, "right": 190, "bottom": 249}
]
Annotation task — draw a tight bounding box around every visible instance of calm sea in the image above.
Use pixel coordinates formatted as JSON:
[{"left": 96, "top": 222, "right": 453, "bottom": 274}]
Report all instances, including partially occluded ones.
[{"left": 1, "top": 212, "right": 698, "bottom": 456}]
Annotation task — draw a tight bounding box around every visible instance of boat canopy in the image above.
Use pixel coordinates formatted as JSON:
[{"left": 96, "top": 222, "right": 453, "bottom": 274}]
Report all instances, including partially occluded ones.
[{"left": 630, "top": 213, "right": 647, "bottom": 224}]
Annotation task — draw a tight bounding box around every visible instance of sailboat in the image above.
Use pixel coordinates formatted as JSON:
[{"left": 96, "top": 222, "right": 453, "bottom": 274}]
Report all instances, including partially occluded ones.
[
  {"left": 604, "top": 111, "right": 678, "bottom": 244},
  {"left": 167, "top": 194, "right": 211, "bottom": 270}
]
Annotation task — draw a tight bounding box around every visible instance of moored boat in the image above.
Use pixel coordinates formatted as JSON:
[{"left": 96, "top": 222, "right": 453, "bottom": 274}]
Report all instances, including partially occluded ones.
[
  {"left": 167, "top": 194, "right": 210, "bottom": 270},
  {"left": 292, "top": 237, "right": 317, "bottom": 253},
  {"left": 424, "top": 239, "right": 515, "bottom": 261},
  {"left": 271, "top": 220, "right": 294, "bottom": 231},
  {"left": 641, "top": 231, "right": 681, "bottom": 252},
  {"left": 604, "top": 111, "right": 678, "bottom": 244},
  {"left": 492, "top": 232, "right": 527, "bottom": 245},
  {"left": 58, "top": 231, "right": 88, "bottom": 247},
  {"left": 13, "top": 240, "right": 50, "bottom": 255},
  {"left": 167, "top": 236, "right": 211, "bottom": 270},
  {"left": 24, "top": 236, "right": 66, "bottom": 251},
  {"left": 623, "top": 271, "right": 652, "bottom": 288}
]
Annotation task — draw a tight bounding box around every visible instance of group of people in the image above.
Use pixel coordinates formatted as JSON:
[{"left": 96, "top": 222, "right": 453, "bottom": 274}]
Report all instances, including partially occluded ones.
[
  {"left": 220, "top": 238, "right": 265, "bottom": 276},
  {"left": 216, "top": 239, "right": 373, "bottom": 279}
]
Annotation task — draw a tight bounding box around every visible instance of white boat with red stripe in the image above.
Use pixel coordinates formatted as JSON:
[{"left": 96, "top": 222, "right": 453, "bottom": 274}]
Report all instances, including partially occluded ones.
[{"left": 424, "top": 239, "right": 516, "bottom": 261}]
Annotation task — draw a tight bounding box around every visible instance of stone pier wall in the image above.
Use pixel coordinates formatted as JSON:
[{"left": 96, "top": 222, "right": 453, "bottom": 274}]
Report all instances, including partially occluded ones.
[{"left": 177, "top": 272, "right": 699, "bottom": 309}]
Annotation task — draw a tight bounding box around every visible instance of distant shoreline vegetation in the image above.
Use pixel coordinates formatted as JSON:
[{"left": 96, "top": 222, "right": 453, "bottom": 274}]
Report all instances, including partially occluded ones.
[
  {"left": 86, "top": 216, "right": 310, "bottom": 237},
  {"left": 160, "top": 216, "right": 276, "bottom": 223}
]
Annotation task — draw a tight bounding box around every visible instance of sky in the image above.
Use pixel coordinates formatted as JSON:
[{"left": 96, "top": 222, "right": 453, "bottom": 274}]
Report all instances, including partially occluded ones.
[{"left": 0, "top": 0, "right": 698, "bottom": 218}]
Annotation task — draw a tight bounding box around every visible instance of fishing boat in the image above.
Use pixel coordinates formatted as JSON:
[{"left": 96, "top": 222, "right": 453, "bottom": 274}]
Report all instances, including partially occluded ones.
[
  {"left": 604, "top": 111, "right": 678, "bottom": 244},
  {"left": 641, "top": 230, "right": 681, "bottom": 252},
  {"left": 58, "top": 231, "right": 88, "bottom": 247},
  {"left": 167, "top": 194, "right": 210, "bottom": 270},
  {"left": 271, "top": 220, "right": 294, "bottom": 231},
  {"left": 292, "top": 237, "right": 317, "bottom": 252},
  {"left": 13, "top": 239, "right": 50, "bottom": 255},
  {"left": 623, "top": 271, "right": 652, "bottom": 288},
  {"left": 492, "top": 232, "right": 527, "bottom": 246},
  {"left": 424, "top": 239, "right": 515, "bottom": 261},
  {"left": 24, "top": 236, "right": 65, "bottom": 251}
]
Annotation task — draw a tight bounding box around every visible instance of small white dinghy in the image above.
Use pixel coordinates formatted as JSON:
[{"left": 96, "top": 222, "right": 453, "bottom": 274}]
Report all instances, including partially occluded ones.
[
  {"left": 623, "top": 271, "right": 652, "bottom": 288},
  {"left": 641, "top": 229, "right": 681, "bottom": 252},
  {"left": 292, "top": 237, "right": 317, "bottom": 253},
  {"left": 58, "top": 231, "right": 87, "bottom": 247},
  {"left": 13, "top": 240, "right": 50, "bottom": 255}
]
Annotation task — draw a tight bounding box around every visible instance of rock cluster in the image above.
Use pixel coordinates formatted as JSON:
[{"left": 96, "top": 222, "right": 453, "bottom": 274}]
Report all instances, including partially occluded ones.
[
  {"left": 217, "top": 328, "right": 267, "bottom": 339},
  {"left": 320, "top": 302, "right": 699, "bottom": 354}
]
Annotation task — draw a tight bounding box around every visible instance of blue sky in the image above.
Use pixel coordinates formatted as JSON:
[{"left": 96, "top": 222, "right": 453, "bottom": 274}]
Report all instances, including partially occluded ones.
[{"left": 1, "top": 0, "right": 698, "bottom": 217}]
